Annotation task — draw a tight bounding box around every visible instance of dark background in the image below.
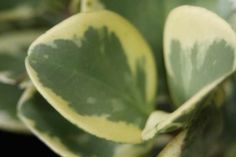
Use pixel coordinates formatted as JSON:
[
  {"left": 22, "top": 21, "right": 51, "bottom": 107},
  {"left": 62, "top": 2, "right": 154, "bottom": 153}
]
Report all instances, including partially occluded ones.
[{"left": 0, "top": 130, "right": 59, "bottom": 156}]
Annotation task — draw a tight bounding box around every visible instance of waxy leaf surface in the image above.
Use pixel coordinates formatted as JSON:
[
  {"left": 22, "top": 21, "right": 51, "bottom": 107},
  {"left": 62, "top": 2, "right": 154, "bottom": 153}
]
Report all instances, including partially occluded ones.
[
  {"left": 26, "top": 10, "right": 156, "bottom": 143},
  {"left": 18, "top": 88, "right": 152, "bottom": 157},
  {"left": 164, "top": 6, "right": 236, "bottom": 106}
]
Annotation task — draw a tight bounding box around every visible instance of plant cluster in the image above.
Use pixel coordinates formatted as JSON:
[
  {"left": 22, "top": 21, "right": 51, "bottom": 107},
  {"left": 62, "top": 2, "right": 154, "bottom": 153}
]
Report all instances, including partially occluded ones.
[{"left": 1, "top": 0, "right": 236, "bottom": 157}]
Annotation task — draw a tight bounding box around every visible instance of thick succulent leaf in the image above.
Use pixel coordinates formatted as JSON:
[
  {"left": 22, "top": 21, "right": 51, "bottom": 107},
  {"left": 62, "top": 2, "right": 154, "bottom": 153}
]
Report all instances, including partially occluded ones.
[
  {"left": 99, "top": 0, "right": 169, "bottom": 99},
  {"left": 142, "top": 78, "right": 226, "bottom": 140},
  {"left": 0, "top": 31, "right": 42, "bottom": 85},
  {"left": 157, "top": 105, "right": 222, "bottom": 157},
  {"left": 164, "top": 6, "right": 236, "bottom": 106},
  {"left": 99, "top": 0, "right": 236, "bottom": 100},
  {"left": 26, "top": 10, "right": 156, "bottom": 143},
  {"left": 18, "top": 87, "right": 152, "bottom": 157},
  {"left": 0, "top": 82, "right": 27, "bottom": 132}
]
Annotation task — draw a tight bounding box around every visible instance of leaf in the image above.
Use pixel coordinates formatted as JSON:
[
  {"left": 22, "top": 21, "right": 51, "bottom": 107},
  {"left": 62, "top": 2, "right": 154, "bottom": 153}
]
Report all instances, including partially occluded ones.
[
  {"left": 0, "top": 0, "right": 70, "bottom": 31},
  {"left": 164, "top": 0, "right": 219, "bottom": 17},
  {"left": 164, "top": 0, "right": 236, "bottom": 20},
  {"left": 142, "top": 6, "right": 236, "bottom": 140},
  {"left": 0, "top": 82, "right": 27, "bottom": 133},
  {"left": 142, "top": 77, "right": 228, "bottom": 140},
  {"left": 223, "top": 79, "right": 236, "bottom": 139},
  {"left": 99, "top": 0, "right": 236, "bottom": 100},
  {"left": 157, "top": 104, "right": 223, "bottom": 157},
  {"left": 0, "top": 31, "right": 42, "bottom": 85},
  {"left": 0, "top": 0, "right": 69, "bottom": 22},
  {"left": 141, "top": 111, "right": 171, "bottom": 140},
  {"left": 99, "top": 0, "right": 169, "bottom": 98},
  {"left": 164, "top": 6, "right": 236, "bottom": 106},
  {"left": 26, "top": 10, "right": 156, "bottom": 143},
  {"left": 0, "top": 30, "right": 41, "bottom": 133},
  {"left": 0, "top": 0, "right": 39, "bottom": 22},
  {"left": 215, "top": 77, "right": 236, "bottom": 156},
  {"left": 226, "top": 144, "right": 236, "bottom": 157},
  {"left": 226, "top": 2, "right": 236, "bottom": 34},
  {"left": 18, "top": 86, "right": 153, "bottom": 157}
]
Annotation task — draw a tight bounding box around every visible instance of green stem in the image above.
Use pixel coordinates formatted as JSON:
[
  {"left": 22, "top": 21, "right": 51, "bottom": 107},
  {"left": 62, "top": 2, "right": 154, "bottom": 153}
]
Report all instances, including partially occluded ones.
[
  {"left": 69, "top": 0, "right": 80, "bottom": 14},
  {"left": 81, "top": 0, "right": 92, "bottom": 12},
  {"left": 81, "top": 0, "right": 103, "bottom": 12}
]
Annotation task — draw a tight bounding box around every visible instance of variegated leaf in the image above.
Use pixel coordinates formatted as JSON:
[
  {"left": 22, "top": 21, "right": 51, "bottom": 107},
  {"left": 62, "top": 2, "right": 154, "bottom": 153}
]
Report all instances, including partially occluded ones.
[
  {"left": 0, "top": 0, "right": 69, "bottom": 22},
  {"left": 99, "top": 0, "right": 169, "bottom": 99},
  {"left": 164, "top": 0, "right": 219, "bottom": 17},
  {"left": 157, "top": 105, "right": 222, "bottom": 157},
  {"left": 142, "top": 81, "right": 223, "bottom": 140},
  {"left": 227, "top": 2, "right": 236, "bottom": 37},
  {"left": 142, "top": 6, "right": 234, "bottom": 140},
  {"left": 0, "top": 1, "right": 69, "bottom": 35},
  {"left": 164, "top": 6, "right": 236, "bottom": 106},
  {"left": 0, "top": 31, "right": 41, "bottom": 85},
  {"left": 0, "top": 0, "right": 36, "bottom": 21},
  {"left": 0, "top": 82, "right": 27, "bottom": 133},
  {"left": 164, "top": 0, "right": 236, "bottom": 19},
  {"left": 18, "top": 86, "right": 153, "bottom": 157},
  {"left": 26, "top": 10, "right": 156, "bottom": 143},
  {"left": 99, "top": 0, "right": 236, "bottom": 102}
]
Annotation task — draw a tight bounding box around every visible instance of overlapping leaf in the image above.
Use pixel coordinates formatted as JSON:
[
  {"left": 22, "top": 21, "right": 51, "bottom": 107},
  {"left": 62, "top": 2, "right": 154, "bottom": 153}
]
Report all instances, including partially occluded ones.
[
  {"left": 0, "top": 82, "right": 27, "bottom": 132},
  {"left": 164, "top": 6, "right": 236, "bottom": 106},
  {"left": 98, "top": 0, "right": 236, "bottom": 101},
  {"left": 0, "top": 31, "right": 41, "bottom": 85},
  {"left": 142, "top": 5, "right": 236, "bottom": 140},
  {"left": 0, "top": 0, "right": 69, "bottom": 22},
  {"left": 18, "top": 87, "right": 153, "bottom": 157},
  {"left": 26, "top": 10, "right": 156, "bottom": 143},
  {"left": 99, "top": 0, "right": 168, "bottom": 99},
  {"left": 164, "top": 0, "right": 219, "bottom": 17},
  {"left": 0, "top": 0, "right": 70, "bottom": 34},
  {"left": 157, "top": 105, "right": 222, "bottom": 157},
  {"left": 142, "top": 81, "right": 225, "bottom": 140},
  {"left": 0, "top": 30, "right": 41, "bottom": 133}
]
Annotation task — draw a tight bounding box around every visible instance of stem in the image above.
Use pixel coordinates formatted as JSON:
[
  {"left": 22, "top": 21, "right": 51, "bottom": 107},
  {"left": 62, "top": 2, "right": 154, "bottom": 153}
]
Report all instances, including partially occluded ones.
[
  {"left": 69, "top": 0, "right": 80, "bottom": 14},
  {"left": 81, "top": 0, "right": 94, "bottom": 12},
  {"left": 81, "top": 0, "right": 104, "bottom": 12}
]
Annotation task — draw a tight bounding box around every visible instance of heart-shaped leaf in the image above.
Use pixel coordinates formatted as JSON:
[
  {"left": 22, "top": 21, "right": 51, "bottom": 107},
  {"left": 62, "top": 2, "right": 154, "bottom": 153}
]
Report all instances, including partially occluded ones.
[
  {"left": 164, "top": 6, "right": 236, "bottom": 106},
  {"left": 18, "top": 86, "right": 153, "bottom": 157},
  {"left": 26, "top": 10, "right": 156, "bottom": 143}
]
